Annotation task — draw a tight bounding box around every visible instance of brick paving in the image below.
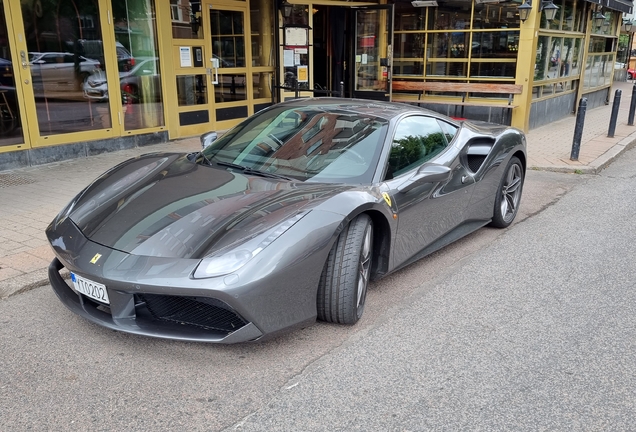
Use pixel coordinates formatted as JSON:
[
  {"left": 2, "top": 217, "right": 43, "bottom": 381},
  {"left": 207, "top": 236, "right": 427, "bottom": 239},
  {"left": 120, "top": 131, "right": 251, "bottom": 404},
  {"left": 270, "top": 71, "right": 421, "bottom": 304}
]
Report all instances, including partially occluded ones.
[{"left": 2, "top": 85, "right": 636, "bottom": 298}]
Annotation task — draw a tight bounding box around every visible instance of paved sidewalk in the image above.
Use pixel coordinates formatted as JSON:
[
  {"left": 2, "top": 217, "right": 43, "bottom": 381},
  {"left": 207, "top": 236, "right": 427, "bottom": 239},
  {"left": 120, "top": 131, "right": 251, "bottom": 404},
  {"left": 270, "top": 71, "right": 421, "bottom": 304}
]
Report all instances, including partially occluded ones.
[{"left": 2, "top": 85, "right": 636, "bottom": 298}]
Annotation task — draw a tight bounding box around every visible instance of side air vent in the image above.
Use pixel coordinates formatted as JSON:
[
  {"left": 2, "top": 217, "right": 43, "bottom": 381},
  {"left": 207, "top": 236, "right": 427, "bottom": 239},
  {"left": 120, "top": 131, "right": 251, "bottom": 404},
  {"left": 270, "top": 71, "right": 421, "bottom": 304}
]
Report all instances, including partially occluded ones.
[{"left": 466, "top": 138, "right": 495, "bottom": 173}]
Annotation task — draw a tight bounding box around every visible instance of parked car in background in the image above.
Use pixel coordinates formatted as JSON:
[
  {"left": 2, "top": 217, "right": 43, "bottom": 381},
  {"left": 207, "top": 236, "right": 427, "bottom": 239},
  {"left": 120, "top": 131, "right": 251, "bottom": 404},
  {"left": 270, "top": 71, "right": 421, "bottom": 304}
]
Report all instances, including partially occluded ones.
[
  {"left": 83, "top": 57, "right": 160, "bottom": 103},
  {"left": 628, "top": 68, "right": 636, "bottom": 79},
  {"left": 73, "top": 40, "right": 134, "bottom": 72},
  {"left": 29, "top": 52, "right": 101, "bottom": 93}
]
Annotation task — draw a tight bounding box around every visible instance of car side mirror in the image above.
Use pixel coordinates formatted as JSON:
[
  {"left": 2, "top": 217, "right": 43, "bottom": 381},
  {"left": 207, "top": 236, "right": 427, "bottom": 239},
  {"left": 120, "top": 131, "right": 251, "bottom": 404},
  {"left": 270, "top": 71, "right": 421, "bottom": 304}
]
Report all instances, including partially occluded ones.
[
  {"left": 201, "top": 131, "right": 218, "bottom": 149},
  {"left": 397, "top": 164, "right": 452, "bottom": 193}
]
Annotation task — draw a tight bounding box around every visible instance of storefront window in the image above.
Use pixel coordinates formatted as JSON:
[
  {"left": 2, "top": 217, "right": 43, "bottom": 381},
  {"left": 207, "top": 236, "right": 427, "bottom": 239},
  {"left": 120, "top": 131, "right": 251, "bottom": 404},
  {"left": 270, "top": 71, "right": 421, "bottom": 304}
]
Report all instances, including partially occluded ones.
[
  {"left": 394, "top": 2, "right": 425, "bottom": 31},
  {"left": 171, "top": 1, "right": 204, "bottom": 39},
  {"left": 0, "top": 0, "right": 23, "bottom": 147},
  {"left": 471, "top": 31, "right": 519, "bottom": 59},
  {"left": 250, "top": 0, "right": 274, "bottom": 67},
  {"left": 428, "top": 32, "right": 469, "bottom": 59},
  {"left": 21, "top": 0, "right": 112, "bottom": 135},
  {"left": 473, "top": 1, "right": 522, "bottom": 29},
  {"left": 112, "top": 0, "right": 163, "bottom": 130},
  {"left": 470, "top": 62, "right": 516, "bottom": 78},
  {"left": 427, "top": 3, "right": 471, "bottom": 31}
]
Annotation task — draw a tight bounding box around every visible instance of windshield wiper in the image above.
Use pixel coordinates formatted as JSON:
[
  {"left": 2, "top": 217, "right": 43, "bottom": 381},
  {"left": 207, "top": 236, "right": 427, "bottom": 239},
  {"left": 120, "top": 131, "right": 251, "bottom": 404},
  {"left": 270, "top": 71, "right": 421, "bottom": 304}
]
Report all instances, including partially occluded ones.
[{"left": 215, "top": 161, "right": 294, "bottom": 181}]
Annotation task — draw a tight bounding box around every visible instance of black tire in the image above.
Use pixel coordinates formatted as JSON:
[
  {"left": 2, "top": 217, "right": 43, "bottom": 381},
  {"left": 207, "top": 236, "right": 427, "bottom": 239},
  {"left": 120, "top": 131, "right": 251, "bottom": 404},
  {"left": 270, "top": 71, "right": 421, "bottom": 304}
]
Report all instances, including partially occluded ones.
[
  {"left": 490, "top": 156, "right": 524, "bottom": 228},
  {"left": 317, "top": 214, "right": 373, "bottom": 324}
]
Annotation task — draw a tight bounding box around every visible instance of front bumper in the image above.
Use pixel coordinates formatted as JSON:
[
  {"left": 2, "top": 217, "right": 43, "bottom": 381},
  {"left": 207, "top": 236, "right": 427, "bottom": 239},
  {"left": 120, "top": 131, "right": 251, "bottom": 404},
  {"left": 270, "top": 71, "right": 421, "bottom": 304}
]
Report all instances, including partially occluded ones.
[
  {"left": 46, "top": 212, "right": 340, "bottom": 343},
  {"left": 49, "top": 258, "right": 264, "bottom": 343}
]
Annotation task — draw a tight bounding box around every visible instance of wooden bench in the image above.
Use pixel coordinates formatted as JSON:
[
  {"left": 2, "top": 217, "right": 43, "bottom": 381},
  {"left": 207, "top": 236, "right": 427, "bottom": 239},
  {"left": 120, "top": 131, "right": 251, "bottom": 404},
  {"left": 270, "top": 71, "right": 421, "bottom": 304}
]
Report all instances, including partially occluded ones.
[{"left": 391, "top": 81, "right": 523, "bottom": 123}]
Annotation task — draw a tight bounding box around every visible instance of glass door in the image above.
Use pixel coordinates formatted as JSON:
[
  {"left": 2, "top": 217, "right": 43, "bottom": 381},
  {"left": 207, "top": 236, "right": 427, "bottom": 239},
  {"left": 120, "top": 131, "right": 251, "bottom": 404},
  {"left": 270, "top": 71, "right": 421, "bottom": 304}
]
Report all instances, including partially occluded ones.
[
  {"left": 209, "top": 4, "right": 250, "bottom": 129},
  {"left": 7, "top": 0, "right": 118, "bottom": 148},
  {"left": 351, "top": 5, "right": 394, "bottom": 101},
  {"left": 0, "top": 0, "right": 25, "bottom": 149}
]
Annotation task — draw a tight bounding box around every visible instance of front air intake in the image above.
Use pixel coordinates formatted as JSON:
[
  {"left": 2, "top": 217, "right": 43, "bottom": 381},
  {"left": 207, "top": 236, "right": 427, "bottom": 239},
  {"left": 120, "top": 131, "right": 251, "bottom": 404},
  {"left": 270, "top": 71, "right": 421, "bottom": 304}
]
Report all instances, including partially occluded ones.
[{"left": 137, "top": 294, "right": 248, "bottom": 333}]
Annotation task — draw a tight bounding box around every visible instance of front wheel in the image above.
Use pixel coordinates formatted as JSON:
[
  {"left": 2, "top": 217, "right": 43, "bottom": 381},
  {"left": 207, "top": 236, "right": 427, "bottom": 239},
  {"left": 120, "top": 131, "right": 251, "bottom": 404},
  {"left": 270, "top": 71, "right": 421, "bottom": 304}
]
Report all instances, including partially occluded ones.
[
  {"left": 490, "top": 156, "right": 524, "bottom": 228},
  {"left": 317, "top": 214, "right": 373, "bottom": 324}
]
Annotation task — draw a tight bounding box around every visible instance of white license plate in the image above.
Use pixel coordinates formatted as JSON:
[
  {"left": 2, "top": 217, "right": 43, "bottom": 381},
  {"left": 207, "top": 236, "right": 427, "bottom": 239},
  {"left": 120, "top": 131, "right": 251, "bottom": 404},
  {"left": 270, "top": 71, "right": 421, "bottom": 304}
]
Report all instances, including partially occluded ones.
[{"left": 71, "top": 273, "right": 110, "bottom": 304}]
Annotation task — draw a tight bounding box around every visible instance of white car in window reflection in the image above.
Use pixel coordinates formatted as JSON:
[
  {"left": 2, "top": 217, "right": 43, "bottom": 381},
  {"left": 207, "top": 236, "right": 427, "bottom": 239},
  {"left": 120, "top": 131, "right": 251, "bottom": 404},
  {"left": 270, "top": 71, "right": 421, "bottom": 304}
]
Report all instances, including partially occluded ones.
[
  {"left": 29, "top": 52, "right": 101, "bottom": 93},
  {"left": 82, "top": 57, "right": 161, "bottom": 103}
]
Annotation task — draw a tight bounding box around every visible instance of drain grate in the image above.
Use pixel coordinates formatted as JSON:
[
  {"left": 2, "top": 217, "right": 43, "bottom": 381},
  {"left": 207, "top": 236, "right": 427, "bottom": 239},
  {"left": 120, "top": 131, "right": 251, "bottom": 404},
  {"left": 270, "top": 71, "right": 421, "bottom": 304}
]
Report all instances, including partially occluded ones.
[{"left": 0, "top": 173, "right": 37, "bottom": 188}]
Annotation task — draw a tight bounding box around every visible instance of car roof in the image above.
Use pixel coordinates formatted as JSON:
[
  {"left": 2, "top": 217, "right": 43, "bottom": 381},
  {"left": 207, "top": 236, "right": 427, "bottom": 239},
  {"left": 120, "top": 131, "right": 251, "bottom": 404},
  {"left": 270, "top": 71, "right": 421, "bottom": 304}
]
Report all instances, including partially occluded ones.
[{"left": 277, "top": 97, "right": 444, "bottom": 122}]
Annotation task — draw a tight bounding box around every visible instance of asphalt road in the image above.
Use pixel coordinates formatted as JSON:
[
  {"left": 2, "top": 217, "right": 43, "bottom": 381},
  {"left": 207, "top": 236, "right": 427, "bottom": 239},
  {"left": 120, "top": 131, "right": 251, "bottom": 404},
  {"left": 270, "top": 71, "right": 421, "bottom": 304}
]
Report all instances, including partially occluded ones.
[{"left": 1, "top": 154, "right": 633, "bottom": 430}]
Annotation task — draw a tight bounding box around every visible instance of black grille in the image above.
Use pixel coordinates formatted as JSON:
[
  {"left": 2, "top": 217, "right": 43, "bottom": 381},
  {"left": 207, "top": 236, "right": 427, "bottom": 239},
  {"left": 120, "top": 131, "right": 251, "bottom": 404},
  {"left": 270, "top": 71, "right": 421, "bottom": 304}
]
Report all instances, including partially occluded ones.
[
  {"left": 467, "top": 155, "right": 486, "bottom": 173},
  {"left": 137, "top": 294, "right": 248, "bottom": 333}
]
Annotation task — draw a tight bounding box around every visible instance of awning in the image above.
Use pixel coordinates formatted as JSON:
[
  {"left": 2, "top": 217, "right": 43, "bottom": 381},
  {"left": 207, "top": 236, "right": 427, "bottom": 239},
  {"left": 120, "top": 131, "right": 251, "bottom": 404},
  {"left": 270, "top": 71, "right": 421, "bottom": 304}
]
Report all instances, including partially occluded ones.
[{"left": 585, "top": 0, "right": 632, "bottom": 14}]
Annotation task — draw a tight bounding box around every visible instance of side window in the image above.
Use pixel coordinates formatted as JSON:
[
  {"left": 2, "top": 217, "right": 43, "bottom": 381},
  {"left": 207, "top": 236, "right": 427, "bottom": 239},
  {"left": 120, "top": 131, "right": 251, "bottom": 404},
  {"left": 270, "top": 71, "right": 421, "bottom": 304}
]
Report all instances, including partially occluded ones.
[
  {"left": 438, "top": 120, "right": 458, "bottom": 143},
  {"left": 386, "top": 116, "right": 449, "bottom": 179}
]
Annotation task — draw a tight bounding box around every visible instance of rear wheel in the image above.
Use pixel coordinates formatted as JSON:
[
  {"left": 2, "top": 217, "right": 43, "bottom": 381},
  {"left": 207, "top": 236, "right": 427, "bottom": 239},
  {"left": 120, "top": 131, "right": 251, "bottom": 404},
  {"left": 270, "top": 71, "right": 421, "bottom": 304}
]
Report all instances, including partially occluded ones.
[
  {"left": 490, "top": 156, "right": 524, "bottom": 228},
  {"left": 317, "top": 214, "right": 373, "bottom": 324}
]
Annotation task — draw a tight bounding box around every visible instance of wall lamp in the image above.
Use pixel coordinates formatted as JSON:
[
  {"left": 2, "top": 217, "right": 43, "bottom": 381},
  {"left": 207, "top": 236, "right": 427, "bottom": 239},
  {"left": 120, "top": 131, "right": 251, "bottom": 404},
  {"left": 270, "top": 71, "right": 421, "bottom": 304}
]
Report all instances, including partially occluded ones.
[
  {"left": 280, "top": 0, "right": 293, "bottom": 19},
  {"left": 594, "top": 11, "right": 606, "bottom": 28},
  {"left": 518, "top": 0, "right": 560, "bottom": 23},
  {"left": 624, "top": 20, "right": 633, "bottom": 32}
]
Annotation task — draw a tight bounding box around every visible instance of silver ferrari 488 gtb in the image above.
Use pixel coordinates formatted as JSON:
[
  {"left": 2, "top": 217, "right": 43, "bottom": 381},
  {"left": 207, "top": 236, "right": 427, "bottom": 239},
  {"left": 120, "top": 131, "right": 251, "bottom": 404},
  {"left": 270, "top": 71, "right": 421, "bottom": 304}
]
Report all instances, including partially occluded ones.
[{"left": 47, "top": 98, "right": 526, "bottom": 343}]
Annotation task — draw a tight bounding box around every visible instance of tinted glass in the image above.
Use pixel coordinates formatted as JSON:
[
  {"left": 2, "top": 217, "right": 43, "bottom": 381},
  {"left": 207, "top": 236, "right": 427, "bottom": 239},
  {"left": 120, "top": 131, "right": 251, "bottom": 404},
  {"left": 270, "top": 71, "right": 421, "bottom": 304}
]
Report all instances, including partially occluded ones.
[
  {"left": 0, "top": 0, "right": 23, "bottom": 146},
  {"left": 202, "top": 105, "right": 389, "bottom": 183},
  {"left": 389, "top": 116, "right": 448, "bottom": 177}
]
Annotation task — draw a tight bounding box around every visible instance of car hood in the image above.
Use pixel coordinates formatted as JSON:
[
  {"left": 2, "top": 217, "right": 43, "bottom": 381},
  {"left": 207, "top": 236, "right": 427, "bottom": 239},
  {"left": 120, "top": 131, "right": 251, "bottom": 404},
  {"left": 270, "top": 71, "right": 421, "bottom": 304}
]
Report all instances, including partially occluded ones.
[{"left": 65, "top": 153, "right": 347, "bottom": 259}]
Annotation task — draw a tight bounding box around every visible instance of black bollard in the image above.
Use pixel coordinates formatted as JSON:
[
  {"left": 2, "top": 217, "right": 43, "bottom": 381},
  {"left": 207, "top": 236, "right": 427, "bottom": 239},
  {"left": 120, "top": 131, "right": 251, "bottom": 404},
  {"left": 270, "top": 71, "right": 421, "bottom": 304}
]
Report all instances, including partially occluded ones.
[
  {"left": 628, "top": 82, "right": 636, "bottom": 126},
  {"left": 570, "top": 97, "right": 587, "bottom": 161},
  {"left": 608, "top": 89, "right": 622, "bottom": 137},
  {"left": 340, "top": 81, "right": 345, "bottom": 98}
]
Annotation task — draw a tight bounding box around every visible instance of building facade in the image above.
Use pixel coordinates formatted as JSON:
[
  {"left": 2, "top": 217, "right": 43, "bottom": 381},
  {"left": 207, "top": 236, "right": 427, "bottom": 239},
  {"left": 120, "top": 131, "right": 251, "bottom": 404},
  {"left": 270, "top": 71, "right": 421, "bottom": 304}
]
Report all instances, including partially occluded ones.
[{"left": 0, "top": 0, "right": 632, "bottom": 170}]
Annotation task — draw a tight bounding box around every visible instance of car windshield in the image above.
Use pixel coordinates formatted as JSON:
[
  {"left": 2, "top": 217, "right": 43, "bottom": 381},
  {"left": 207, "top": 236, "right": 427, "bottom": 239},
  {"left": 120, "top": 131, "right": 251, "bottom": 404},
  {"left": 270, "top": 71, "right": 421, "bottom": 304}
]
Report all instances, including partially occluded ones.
[{"left": 201, "top": 104, "right": 389, "bottom": 183}]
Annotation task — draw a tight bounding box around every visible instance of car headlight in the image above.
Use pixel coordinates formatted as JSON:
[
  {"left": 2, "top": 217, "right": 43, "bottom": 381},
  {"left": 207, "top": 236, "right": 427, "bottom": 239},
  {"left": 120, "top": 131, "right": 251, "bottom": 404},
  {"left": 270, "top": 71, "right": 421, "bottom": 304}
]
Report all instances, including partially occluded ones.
[{"left": 193, "top": 212, "right": 308, "bottom": 279}]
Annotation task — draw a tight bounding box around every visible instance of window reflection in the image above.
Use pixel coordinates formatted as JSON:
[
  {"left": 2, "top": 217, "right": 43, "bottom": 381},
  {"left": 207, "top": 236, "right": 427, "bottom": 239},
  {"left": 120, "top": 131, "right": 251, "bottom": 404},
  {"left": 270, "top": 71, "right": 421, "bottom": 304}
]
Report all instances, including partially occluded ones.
[
  {"left": 21, "top": 0, "right": 112, "bottom": 135},
  {"left": 0, "top": 0, "right": 23, "bottom": 146},
  {"left": 215, "top": 74, "right": 247, "bottom": 102},
  {"left": 112, "top": 0, "right": 164, "bottom": 130},
  {"left": 171, "top": 0, "right": 204, "bottom": 39},
  {"left": 177, "top": 75, "right": 207, "bottom": 105}
]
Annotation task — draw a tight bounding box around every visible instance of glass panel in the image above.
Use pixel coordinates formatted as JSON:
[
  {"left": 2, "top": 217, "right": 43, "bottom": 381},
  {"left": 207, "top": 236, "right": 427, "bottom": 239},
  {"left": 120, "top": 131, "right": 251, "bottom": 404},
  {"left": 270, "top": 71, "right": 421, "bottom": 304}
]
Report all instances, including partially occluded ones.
[
  {"left": 112, "top": 0, "right": 163, "bottom": 130},
  {"left": 471, "top": 31, "right": 519, "bottom": 59},
  {"left": 393, "top": 61, "right": 424, "bottom": 77},
  {"left": 427, "top": 2, "right": 471, "bottom": 31},
  {"left": 211, "top": 10, "right": 245, "bottom": 67},
  {"left": 22, "top": 0, "right": 112, "bottom": 135},
  {"left": 354, "top": 9, "right": 388, "bottom": 92},
  {"left": 571, "top": 38, "right": 583, "bottom": 76},
  {"left": 253, "top": 72, "right": 272, "bottom": 99},
  {"left": 562, "top": 0, "right": 574, "bottom": 31},
  {"left": 394, "top": 3, "right": 425, "bottom": 31},
  {"left": 394, "top": 33, "right": 424, "bottom": 59},
  {"left": 428, "top": 32, "right": 469, "bottom": 59},
  {"left": 171, "top": 0, "right": 204, "bottom": 39},
  {"left": 250, "top": 0, "right": 274, "bottom": 67},
  {"left": 561, "top": 38, "right": 574, "bottom": 77},
  {"left": 469, "top": 62, "right": 516, "bottom": 78},
  {"left": 215, "top": 73, "right": 247, "bottom": 102},
  {"left": 473, "top": 1, "right": 522, "bottom": 29},
  {"left": 426, "top": 62, "right": 467, "bottom": 77},
  {"left": 547, "top": 37, "right": 563, "bottom": 79},
  {"left": 0, "top": 0, "right": 23, "bottom": 146},
  {"left": 176, "top": 74, "right": 207, "bottom": 105},
  {"left": 390, "top": 116, "right": 448, "bottom": 177},
  {"left": 535, "top": 35, "right": 550, "bottom": 81},
  {"left": 282, "top": 5, "right": 308, "bottom": 27}
]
